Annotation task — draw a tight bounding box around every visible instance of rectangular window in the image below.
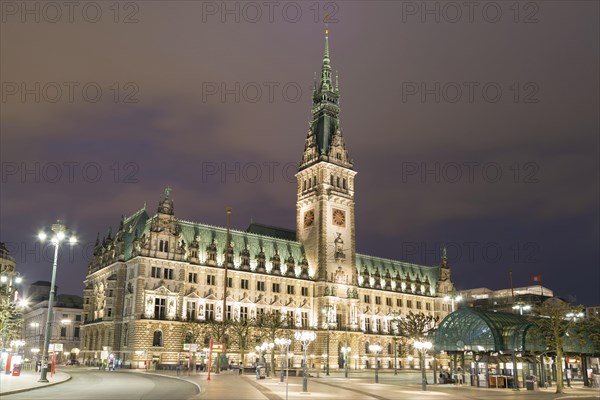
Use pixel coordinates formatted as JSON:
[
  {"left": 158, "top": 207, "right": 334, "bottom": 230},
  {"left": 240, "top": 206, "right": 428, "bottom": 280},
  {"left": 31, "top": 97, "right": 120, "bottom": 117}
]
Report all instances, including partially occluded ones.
[
  {"left": 365, "top": 318, "right": 371, "bottom": 332},
  {"left": 227, "top": 277, "right": 233, "bottom": 288},
  {"left": 257, "top": 307, "right": 265, "bottom": 317},
  {"left": 407, "top": 300, "right": 413, "bottom": 308},
  {"left": 386, "top": 298, "right": 392, "bottom": 307},
  {"left": 442, "top": 304, "right": 447, "bottom": 311},
  {"left": 74, "top": 327, "right": 80, "bottom": 338},
  {"left": 241, "top": 279, "right": 249, "bottom": 290},
  {"left": 396, "top": 298, "right": 402, "bottom": 307},
  {"left": 84, "top": 314, "right": 88, "bottom": 321},
  {"left": 164, "top": 268, "right": 173, "bottom": 280},
  {"left": 257, "top": 281, "right": 265, "bottom": 291},
  {"left": 287, "top": 311, "right": 295, "bottom": 326},
  {"left": 375, "top": 296, "right": 381, "bottom": 305},
  {"left": 426, "top": 303, "right": 431, "bottom": 311},
  {"left": 207, "top": 275, "right": 216, "bottom": 286},
  {"left": 240, "top": 306, "right": 248, "bottom": 321},
  {"left": 272, "top": 283, "right": 280, "bottom": 293},
  {"left": 60, "top": 326, "right": 67, "bottom": 337},
  {"left": 154, "top": 298, "right": 166, "bottom": 319},
  {"left": 188, "top": 272, "right": 198, "bottom": 283},
  {"left": 151, "top": 267, "right": 161, "bottom": 278},
  {"left": 107, "top": 308, "right": 112, "bottom": 317},
  {"left": 227, "top": 305, "right": 232, "bottom": 321},
  {"left": 301, "top": 312, "right": 308, "bottom": 328},
  {"left": 287, "top": 285, "right": 295, "bottom": 295},
  {"left": 205, "top": 303, "right": 214, "bottom": 321},
  {"left": 75, "top": 315, "right": 82, "bottom": 321},
  {"left": 364, "top": 295, "right": 370, "bottom": 303},
  {"left": 108, "top": 289, "right": 113, "bottom": 297},
  {"left": 416, "top": 301, "right": 422, "bottom": 310},
  {"left": 187, "top": 302, "right": 196, "bottom": 320},
  {"left": 301, "top": 287, "right": 309, "bottom": 296},
  {"left": 374, "top": 319, "right": 380, "bottom": 333}
]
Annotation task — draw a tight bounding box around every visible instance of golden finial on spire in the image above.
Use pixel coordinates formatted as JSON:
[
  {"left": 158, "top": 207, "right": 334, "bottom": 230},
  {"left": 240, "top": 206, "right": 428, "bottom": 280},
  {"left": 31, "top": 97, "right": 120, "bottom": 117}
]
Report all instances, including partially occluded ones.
[{"left": 325, "top": 14, "right": 329, "bottom": 36}]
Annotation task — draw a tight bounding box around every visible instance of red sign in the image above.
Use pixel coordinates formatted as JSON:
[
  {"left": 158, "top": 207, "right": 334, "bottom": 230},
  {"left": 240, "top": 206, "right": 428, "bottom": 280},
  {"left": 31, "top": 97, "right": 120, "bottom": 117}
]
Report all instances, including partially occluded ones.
[{"left": 12, "top": 364, "right": 21, "bottom": 376}]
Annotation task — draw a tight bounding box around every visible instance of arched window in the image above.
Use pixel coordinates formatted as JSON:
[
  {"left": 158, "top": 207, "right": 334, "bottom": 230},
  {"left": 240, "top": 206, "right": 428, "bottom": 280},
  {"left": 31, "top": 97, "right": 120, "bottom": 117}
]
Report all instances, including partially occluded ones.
[
  {"left": 365, "top": 341, "right": 370, "bottom": 354},
  {"left": 164, "top": 241, "right": 169, "bottom": 253},
  {"left": 313, "top": 176, "right": 316, "bottom": 186},
  {"left": 159, "top": 240, "right": 164, "bottom": 252},
  {"left": 152, "top": 330, "right": 163, "bottom": 347},
  {"left": 387, "top": 343, "right": 392, "bottom": 355},
  {"left": 336, "top": 177, "right": 340, "bottom": 187},
  {"left": 343, "top": 178, "right": 347, "bottom": 189},
  {"left": 184, "top": 331, "right": 193, "bottom": 344}
]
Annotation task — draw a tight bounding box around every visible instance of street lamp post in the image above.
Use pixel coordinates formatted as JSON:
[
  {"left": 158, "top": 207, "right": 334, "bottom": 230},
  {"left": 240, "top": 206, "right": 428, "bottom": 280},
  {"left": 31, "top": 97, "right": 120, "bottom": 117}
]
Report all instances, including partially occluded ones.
[
  {"left": 37, "top": 221, "right": 76, "bottom": 383},
  {"left": 275, "top": 338, "right": 291, "bottom": 383},
  {"left": 368, "top": 344, "right": 382, "bottom": 383},
  {"left": 414, "top": 340, "right": 432, "bottom": 391},
  {"left": 341, "top": 346, "right": 351, "bottom": 378},
  {"left": 322, "top": 305, "right": 333, "bottom": 376},
  {"left": 512, "top": 303, "right": 532, "bottom": 315},
  {"left": 294, "top": 330, "right": 316, "bottom": 393},
  {"left": 443, "top": 293, "right": 463, "bottom": 312}
]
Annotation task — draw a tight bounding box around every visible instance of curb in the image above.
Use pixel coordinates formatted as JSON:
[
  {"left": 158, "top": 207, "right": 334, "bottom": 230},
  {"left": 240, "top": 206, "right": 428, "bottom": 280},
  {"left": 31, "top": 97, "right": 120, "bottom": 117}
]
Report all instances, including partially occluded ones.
[
  {"left": 125, "top": 370, "right": 203, "bottom": 397},
  {"left": 0, "top": 374, "right": 72, "bottom": 396}
]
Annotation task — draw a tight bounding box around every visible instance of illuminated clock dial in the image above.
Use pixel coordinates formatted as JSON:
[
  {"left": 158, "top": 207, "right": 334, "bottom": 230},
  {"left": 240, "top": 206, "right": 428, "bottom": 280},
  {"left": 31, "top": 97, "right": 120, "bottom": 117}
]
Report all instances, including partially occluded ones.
[
  {"left": 304, "top": 210, "right": 315, "bottom": 227},
  {"left": 332, "top": 208, "right": 346, "bottom": 227}
]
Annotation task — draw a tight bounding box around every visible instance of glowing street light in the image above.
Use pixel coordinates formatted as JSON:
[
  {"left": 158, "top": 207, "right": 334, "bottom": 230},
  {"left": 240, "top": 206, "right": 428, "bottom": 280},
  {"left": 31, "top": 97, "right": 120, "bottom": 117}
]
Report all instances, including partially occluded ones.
[
  {"left": 274, "top": 338, "right": 291, "bottom": 383},
  {"left": 294, "top": 330, "right": 316, "bottom": 393},
  {"left": 37, "top": 220, "right": 77, "bottom": 383},
  {"left": 443, "top": 293, "right": 463, "bottom": 312},
  {"left": 368, "top": 344, "right": 382, "bottom": 383},
  {"left": 341, "top": 346, "right": 351, "bottom": 378},
  {"left": 414, "top": 340, "right": 433, "bottom": 391},
  {"left": 512, "top": 303, "right": 532, "bottom": 315}
]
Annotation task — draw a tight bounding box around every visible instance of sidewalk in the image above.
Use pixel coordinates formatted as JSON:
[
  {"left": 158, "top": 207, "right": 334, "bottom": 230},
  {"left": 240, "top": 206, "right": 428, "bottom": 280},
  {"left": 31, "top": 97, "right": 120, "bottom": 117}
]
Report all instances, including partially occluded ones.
[{"left": 0, "top": 369, "right": 71, "bottom": 396}]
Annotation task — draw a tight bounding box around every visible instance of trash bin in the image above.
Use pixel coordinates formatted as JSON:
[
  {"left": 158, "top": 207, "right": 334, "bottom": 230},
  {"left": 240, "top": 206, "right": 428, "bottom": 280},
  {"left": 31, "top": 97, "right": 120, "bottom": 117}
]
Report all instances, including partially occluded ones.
[{"left": 525, "top": 376, "right": 536, "bottom": 390}]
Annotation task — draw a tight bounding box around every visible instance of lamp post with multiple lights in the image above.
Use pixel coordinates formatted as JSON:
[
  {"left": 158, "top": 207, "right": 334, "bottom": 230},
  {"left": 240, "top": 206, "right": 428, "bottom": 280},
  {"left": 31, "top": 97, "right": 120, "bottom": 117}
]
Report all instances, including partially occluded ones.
[
  {"left": 443, "top": 292, "right": 463, "bottom": 312},
  {"left": 414, "top": 340, "right": 432, "bottom": 391},
  {"left": 368, "top": 344, "right": 382, "bottom": 383},
  {"left": 294, "top": 330, "right": 316, "bottom": 393},
  {"left": 37, "top": 221, "right": 76, "bottom": 383},
  {"left": 513, "top": 303, "right": 532, "bottom": 315},
  {"left": 274, "top": 338, "right": 291, "bottom": 383}
]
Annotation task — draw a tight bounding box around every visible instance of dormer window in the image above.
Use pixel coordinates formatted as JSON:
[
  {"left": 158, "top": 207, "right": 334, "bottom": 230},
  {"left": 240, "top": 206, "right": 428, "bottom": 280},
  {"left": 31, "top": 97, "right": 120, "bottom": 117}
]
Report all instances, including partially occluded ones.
[{"left": 159, "top": 240, "right": 169, "bottom": 253}]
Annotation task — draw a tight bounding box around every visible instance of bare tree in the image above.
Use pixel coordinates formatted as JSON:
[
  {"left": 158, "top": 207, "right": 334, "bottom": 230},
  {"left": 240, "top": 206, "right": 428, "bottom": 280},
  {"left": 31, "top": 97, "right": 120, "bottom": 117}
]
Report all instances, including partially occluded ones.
[
  {"left": 203, "top": 320, "right": 230, "bottom": 373},
  {"left": 393, "top": 311, "right": 439, "bottom": 341},
  {"left": 228, "top": 317, "right": 255, "bottom": 375},
  {"left": 529, "top": 299, "right": 583, "bottom": 394},
  {"left": 256, "top": 311, "right": 291, "bottom": 375}
]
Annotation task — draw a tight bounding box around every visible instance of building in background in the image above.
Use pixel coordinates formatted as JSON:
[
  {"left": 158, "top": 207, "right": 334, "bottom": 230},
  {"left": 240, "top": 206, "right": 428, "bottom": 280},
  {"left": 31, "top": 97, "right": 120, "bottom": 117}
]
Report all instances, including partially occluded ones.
[
  {"left": 460, "top": 285, "right": 554, "bottom": 314},
  {"left": 80, "top": 29, "right": 457, "bottom": 370},
  {"left": 21, "top": 281, "right": 83, "bottom": 363}
]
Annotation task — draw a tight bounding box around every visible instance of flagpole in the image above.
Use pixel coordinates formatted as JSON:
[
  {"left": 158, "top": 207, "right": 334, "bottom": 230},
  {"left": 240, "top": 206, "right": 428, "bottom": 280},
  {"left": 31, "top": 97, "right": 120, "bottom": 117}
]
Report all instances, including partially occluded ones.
[{"left": 509, "top": 269, "right": 515, "bottom": 304}]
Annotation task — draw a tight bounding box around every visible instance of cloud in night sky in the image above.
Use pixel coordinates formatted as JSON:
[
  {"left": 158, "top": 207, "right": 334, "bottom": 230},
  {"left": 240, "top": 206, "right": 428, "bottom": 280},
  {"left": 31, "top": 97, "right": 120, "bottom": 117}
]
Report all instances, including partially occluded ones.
[{"left": 1, "top": 1, "right": 598, "bottom": 304}]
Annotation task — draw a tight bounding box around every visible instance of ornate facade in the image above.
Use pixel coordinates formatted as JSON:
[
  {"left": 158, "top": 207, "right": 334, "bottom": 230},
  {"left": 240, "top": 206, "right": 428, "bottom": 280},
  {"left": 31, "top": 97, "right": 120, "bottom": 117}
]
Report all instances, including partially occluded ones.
[{"left": 80, "top": 29, "right": 456, "bottom": 370}]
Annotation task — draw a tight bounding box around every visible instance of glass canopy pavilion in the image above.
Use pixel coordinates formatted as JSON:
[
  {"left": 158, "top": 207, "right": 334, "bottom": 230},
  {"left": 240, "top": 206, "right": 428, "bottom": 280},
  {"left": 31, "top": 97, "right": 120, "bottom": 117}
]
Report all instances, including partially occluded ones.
[{"left": 433, "top": 308, "right": 598, "bottom": 388}]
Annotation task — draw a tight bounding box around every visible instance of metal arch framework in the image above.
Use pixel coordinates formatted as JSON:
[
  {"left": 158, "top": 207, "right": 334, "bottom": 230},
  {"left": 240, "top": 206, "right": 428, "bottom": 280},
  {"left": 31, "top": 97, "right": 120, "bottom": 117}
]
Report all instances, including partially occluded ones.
[{"left": 434, "top": 308, "right": 599, "bottom": 355}]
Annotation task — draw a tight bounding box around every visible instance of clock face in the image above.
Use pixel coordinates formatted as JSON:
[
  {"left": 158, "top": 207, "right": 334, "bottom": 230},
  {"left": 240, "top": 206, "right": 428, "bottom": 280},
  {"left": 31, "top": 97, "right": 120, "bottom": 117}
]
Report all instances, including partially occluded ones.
[
  {"left": 304, "top": 210, "right": 315, "bottom": 227},
  {"left": 332, "top": 208, "right": 346, "bottom": 227}
]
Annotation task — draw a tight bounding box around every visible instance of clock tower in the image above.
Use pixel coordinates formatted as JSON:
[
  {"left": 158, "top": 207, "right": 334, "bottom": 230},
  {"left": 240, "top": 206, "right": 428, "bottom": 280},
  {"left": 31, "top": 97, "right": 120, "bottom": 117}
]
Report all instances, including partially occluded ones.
[{"left": 296, "top": 25, "right": 357, "bottom": 286}]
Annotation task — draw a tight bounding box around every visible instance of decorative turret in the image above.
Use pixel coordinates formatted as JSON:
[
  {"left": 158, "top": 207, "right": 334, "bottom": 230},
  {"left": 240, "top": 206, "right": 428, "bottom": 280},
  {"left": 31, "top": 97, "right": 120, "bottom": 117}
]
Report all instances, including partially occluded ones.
[
  {"left": 285, "top": 254, "right": 296, "bottom": 277},
  {"left": 158, "top": 186, "right": 174, "bottom": 215}
]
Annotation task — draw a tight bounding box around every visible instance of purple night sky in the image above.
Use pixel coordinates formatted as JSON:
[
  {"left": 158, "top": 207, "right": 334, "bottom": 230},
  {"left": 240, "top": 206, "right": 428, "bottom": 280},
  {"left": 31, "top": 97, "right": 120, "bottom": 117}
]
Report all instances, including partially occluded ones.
[{"left": 1, "top": 2, "right": 598, "bottom": 305}]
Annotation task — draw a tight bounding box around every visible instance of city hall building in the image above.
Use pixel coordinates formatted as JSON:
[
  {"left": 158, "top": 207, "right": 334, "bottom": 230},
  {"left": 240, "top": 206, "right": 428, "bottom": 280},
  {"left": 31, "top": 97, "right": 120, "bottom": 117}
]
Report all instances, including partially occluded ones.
[{"left": 80, "top": 30, "right": 456, "bottom": 370}]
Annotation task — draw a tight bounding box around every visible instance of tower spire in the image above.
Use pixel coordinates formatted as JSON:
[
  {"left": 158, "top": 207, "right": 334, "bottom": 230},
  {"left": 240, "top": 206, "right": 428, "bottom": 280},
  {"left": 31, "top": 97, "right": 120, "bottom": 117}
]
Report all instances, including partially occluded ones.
[{"left": 320, "top": 16, "right": 332, "bottom": 92}]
